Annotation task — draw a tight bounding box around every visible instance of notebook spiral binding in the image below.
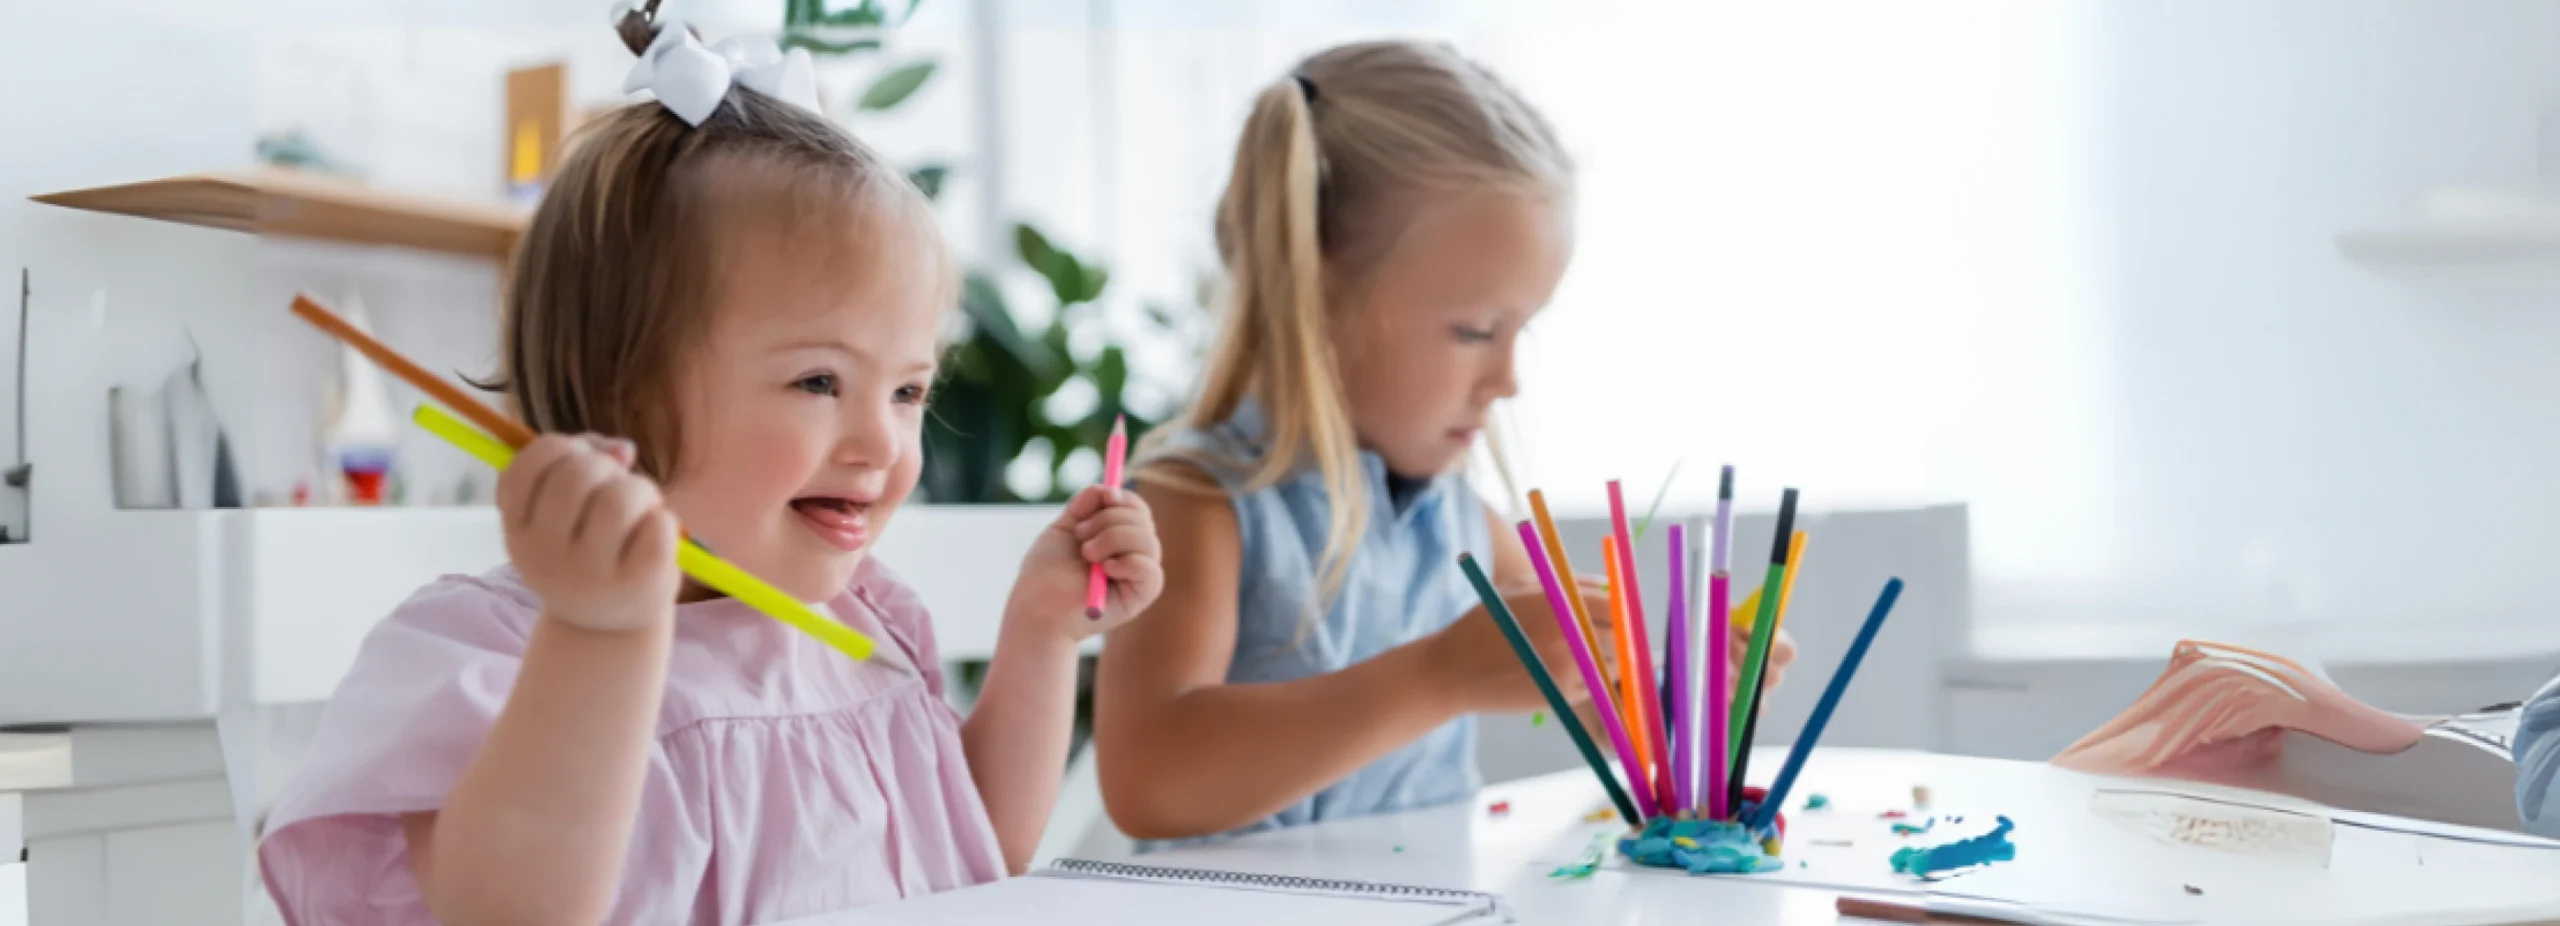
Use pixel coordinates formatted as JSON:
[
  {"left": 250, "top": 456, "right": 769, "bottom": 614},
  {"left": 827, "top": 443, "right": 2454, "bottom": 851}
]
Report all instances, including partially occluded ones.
[{"left": 1050, "top": 859, "right": 1498, "bottom": 906}]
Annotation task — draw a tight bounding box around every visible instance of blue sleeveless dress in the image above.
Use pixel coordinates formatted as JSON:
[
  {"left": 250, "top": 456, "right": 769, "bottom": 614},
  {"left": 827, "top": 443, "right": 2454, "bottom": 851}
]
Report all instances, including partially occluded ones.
[{"left": 1135, "top": 400, "right": 1495, "bottom": 847}]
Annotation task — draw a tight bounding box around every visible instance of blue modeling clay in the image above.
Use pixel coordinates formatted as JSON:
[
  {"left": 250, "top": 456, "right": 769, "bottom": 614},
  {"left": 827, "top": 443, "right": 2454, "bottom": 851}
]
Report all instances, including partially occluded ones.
[
  {"left": 1890, "top": 815, "right": 2017, "bottom": 880},
  {"left": 1617, "top": 818, "right": 1782, "bottom": 875},
  {"left": 1891, "top": 817, "right": 1937, "bottom": 836},
  {"left": 1805, "top": 794, "right": 1831, "bottom": 811}
]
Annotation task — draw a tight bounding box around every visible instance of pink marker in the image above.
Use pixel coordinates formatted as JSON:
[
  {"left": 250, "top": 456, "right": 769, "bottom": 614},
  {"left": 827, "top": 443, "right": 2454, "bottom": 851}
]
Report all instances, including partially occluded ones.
[
  {"left": 1606, "top": 480, "right": 1671, "bottom": 805},
  {"left": 1666, "top": 523, "right": 1693, "bottom": 814},
  {"left": 1705, "top": 464, "right": 1735, "bottom": 818},
  {"left": 1085, "top": 416, "right": 1128, "bottom": 619},
  {"left": 1520, "top": 521, "right": 1658, "bottom": 819}
]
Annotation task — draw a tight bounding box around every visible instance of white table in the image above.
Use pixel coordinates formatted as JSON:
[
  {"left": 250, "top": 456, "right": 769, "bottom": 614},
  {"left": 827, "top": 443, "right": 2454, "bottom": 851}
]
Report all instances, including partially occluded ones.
[{"left": 1061, "top": 748, "right": 2560, "bottom": 926}]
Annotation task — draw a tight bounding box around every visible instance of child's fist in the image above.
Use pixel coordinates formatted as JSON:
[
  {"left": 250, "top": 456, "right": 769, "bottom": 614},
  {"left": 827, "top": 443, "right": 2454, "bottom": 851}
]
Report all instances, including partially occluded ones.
[
  {"left": 496, "top": 433, "right": 680, "bottom": 633},
  {"left": 1732, "top": 622, "right": 1799, "bottom": 697},
  {"left": 1009, "top": 486, "right": 1164, "bottom": 643}
]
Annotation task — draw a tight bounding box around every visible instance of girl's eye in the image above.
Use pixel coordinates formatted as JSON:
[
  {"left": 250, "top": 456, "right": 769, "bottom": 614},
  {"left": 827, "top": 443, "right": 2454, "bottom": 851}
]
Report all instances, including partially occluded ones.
[
  {"left": 794, "top": 373, "right": 838, "bottom": 397},
  {"left": 893, "top": 383, "right": 930, "bottom": 405},
  {"left": 1453, "top": 323, "right": 1497, "bottom": 344}
]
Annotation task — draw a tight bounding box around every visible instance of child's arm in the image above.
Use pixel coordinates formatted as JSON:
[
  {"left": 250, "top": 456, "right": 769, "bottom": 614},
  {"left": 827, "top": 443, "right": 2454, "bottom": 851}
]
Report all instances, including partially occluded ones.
[
  {"left": 961, "top": 486, "right": 1163, "bottom": 874},
  {"left": 402, "top": 435, "right": 681, "bottom": 926},
  {"left": 1093, "top": 473, "right": 1609, "bottom": 841}
]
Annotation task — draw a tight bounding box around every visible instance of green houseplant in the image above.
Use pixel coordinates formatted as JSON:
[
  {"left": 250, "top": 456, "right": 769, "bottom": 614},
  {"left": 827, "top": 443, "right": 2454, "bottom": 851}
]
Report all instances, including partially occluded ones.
[{"left": 787, "top": 0, "right": 1184, "bottom": 503}]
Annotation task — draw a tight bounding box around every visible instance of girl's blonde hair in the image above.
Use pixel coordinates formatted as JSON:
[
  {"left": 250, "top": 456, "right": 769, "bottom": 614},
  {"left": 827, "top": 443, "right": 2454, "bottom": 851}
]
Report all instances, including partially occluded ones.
[
  {"left": 484, "top": 20, "right": 943, "bottom": 481},
  {"left": 1141, "top": 40, "right": 1573, "bottom": 598}
]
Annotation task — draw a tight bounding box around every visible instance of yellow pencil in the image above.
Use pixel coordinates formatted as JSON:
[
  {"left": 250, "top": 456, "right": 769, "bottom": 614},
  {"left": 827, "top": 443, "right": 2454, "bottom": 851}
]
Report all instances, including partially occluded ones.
[
  {"left": 414, "top": 404, "right": 876, "bottom": 661},
  {"left": 1731, "top": 530, "right": 1809, "bottom": 634}
]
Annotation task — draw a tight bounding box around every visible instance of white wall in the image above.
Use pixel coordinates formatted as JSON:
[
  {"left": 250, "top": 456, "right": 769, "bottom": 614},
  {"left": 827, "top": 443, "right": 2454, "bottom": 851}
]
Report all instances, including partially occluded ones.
[
  {"left": 2056, "top": 0, "right": 2560, "bottom": 643},
  {"left": 996, "top": 1, "right": 2560, "bottom": 665}
]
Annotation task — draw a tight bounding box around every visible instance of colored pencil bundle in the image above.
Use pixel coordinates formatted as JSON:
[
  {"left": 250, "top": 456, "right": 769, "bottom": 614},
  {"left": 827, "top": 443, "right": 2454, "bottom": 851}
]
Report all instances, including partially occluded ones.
[{"left": 1455, "top": 466, "right": 1907, "bottom": 841}]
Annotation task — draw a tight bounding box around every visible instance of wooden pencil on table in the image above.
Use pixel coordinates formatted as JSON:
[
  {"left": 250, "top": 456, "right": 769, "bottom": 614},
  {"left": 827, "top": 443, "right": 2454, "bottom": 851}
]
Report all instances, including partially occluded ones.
[{"left": 1835, "top": 896, "right": 2016, "bottom": 926}]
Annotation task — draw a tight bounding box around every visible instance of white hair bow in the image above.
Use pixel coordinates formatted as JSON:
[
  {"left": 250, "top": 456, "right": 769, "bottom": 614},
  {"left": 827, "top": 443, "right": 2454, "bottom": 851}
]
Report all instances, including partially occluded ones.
[{"left": 623, "top": 27, "right": 820, "bottom": 127}]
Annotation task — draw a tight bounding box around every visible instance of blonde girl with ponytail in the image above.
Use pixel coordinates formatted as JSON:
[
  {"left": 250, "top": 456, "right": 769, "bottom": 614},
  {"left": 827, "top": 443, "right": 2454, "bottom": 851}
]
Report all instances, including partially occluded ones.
[{"left": 1092, "top": 40, "right": 1620, "bottom": 843}]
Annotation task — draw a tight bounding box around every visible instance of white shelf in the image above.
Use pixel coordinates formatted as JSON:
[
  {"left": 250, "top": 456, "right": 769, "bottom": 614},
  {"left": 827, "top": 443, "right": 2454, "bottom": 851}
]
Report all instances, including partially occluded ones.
[
  {"left": 2337, "top": 222, "right": 2560, "bottom": 265},
  {"left": 0, "top": 503, "right": 1060, "bottom": 725},
  {"left": 31, "top": 168, "right": 526, "bottom": 262}
]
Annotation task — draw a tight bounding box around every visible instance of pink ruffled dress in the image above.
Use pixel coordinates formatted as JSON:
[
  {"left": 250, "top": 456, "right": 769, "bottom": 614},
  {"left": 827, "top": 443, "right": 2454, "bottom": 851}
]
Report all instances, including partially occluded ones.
[{"left": 256, "top": 559, "right": 1005, "bottom": 925}]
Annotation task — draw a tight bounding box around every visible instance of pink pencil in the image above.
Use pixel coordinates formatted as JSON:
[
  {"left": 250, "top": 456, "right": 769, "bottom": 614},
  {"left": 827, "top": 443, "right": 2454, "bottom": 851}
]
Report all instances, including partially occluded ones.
[
  {"left": 1607, "top": 480, "right": 1672, "bottom": 808},
  {"left": 1666, "top": 523, "right": 1693, "bottom": 814},
  {"left": 1085, "top": 416, "right": 1128, "bottom": 619},
  {"left": 1705, "top": 465, "right": 1735, "bottom": 818},
  {"left": 1520, "top": 521, "right": 1658, "bottom": 819}
]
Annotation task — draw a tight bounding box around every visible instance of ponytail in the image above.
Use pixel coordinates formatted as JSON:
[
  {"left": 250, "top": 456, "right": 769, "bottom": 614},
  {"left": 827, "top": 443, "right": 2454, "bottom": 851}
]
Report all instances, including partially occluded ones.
[{"left": 1148, "top": 77, "right": 1368, "bottom": 600}]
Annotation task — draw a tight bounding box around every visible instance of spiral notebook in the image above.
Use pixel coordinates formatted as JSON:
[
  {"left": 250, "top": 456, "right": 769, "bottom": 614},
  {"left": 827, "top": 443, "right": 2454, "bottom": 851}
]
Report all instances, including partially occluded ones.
[{"left": 790, "top": 859, "right": 1507, "bottom": 926}]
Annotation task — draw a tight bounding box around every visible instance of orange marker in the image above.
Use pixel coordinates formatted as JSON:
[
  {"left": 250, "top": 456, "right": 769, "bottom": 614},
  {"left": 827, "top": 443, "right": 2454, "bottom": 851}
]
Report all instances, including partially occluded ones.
[
  {"left": 1603, "top": 538, "right": 1654, "bottom": 778},
  {"left": 1529, "top": 491, "right": 1614, "bottom": 695}
]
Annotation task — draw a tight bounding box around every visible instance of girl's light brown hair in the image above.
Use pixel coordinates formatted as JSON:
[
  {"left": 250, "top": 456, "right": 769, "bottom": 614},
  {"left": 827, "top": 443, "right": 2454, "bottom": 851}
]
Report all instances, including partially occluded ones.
[
  {"left": 1141, "top": 40, "right": 1573, "bottom": 598},
  {"left": 486, "top": 21, "right": 939, "bottom": 481}
]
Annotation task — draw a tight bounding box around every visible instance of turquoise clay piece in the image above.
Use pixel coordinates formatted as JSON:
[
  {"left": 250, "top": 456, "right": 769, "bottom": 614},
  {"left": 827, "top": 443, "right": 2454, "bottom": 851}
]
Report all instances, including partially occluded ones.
[
  {"left": 1890, "top": 816, "right": 2018, "bottom": 880},
  {"left": 1805, "top": 794, "right": 1831, "bottom": 811},
  {"left": 1891, "top": 817, "right": 1936, "bottom": 836},
  {"left": 1551, "top": 833, "right": 1610, "bottom": 880},
  {"left": 1618, "top": 818, "right": 1782, "bottom": 875}
]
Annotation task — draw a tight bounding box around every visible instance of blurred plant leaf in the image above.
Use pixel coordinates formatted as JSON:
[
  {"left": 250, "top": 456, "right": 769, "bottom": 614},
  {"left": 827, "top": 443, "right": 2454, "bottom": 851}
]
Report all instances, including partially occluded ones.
[
  {"left": 781, "top": 33, "right": 881, "bottom": 55},
  {"left": 1631, "top": 459, "right": 1683, "bottom": 543},
  {"left": 907, "top": 163, "right": 948, "bottom": 200},
  {"left": 957, "top": 271, "right": 1059, "bottom": 383},
  {"left": 785, "top": 0, "right": 884, "bottom": 28},
  {"left": 782, "top": 0, "right": 885, "bottom": 56},
  {"left": 1016, "top": 223, "right": 1065, "bottom": 276},
  {"left": 1076, "top": 264, "right": 1110, "bottom": 305},
  {"left": 1017, "top": 223, "right": 1112, "bottom": 307},
  {"left": 859, "top": 61, "right": 937, "bottom": 110},
  {"left": 1094, "top": 347, "right": 1130, "bottom": 407}
]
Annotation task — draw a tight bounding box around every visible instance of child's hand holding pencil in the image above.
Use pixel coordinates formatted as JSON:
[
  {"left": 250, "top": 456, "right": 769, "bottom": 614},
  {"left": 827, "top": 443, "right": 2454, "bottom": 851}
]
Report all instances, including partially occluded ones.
[
  {"left": 498, "top": 433, "right": 681, "bottom": 634},
  {"left": 1430, "top": 581, "right": 1617, "bottom": 713},
  {"left": 1733, "top": 623, "right": 1797, "bottom": 700},
  {"left": 1009, "top": 485, "right": 1164, "bottom": 643}
]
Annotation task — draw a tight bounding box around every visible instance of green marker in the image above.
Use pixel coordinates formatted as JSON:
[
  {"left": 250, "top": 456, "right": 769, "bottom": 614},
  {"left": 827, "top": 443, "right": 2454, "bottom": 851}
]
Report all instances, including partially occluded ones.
[{"left": 1727, "top": 488, "right": 1799, "bottom": 809}]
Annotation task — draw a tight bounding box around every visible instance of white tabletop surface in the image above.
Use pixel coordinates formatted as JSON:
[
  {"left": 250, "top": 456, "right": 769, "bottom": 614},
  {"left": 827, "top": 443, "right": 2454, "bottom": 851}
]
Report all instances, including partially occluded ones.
[{"left": 1103, "top": 747, "right": 2560, "bottom": 926}]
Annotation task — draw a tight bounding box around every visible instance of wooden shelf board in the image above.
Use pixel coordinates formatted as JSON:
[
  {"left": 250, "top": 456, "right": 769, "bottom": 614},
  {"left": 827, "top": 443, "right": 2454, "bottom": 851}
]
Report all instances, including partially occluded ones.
[{"left": 31, "top": 168, "right": 528, "bottom": 261}]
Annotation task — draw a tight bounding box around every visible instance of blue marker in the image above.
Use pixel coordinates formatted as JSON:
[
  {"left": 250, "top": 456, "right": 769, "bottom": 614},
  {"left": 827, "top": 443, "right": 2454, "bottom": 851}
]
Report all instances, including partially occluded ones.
[{"left": 1747, "top": 577, "right": 1905, "bottom": 835}]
